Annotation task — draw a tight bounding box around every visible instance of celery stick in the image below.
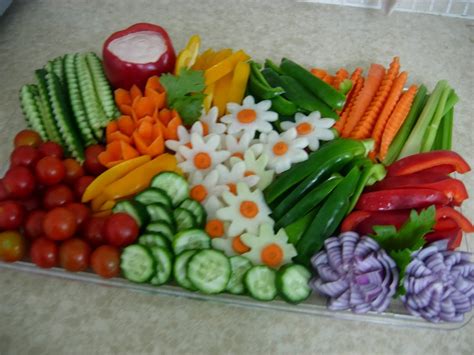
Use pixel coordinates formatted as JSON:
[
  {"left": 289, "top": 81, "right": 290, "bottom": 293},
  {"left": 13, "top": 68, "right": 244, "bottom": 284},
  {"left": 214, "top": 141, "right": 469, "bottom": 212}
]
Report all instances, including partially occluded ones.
[
  {"left": 399, "top": 81, "right": 447, "bottom": 158},
  {"left": 420, "top": 86, "right": 451, "bottom": 152},
  {"left": 432, "top": 120, "right": 444, "bottom": 151},
  {"left": 442, "top": 90, "right": 459, "bottom": 117},
  {"left": 383, "top": 85, "right": 428, "bottom": 165},
  {"left": 441, "top": 107, "right": 454, "bottom": 150}
]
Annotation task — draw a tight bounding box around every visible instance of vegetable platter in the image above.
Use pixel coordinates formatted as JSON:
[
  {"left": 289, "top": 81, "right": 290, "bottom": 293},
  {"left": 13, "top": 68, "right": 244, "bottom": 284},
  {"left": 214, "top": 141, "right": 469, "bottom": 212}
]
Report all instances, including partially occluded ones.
[{"left": 0, "top": 23, "right": 473, "bottom": 329}]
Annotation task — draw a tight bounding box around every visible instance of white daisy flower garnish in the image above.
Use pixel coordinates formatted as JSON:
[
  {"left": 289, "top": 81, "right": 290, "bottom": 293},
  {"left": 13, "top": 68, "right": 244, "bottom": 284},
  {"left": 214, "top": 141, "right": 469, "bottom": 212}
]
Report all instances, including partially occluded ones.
[
  {"left": 216, "top": 162, "right": 259, "bottom": 195},
  {"left": 260, "top": 128, "right": 309, "bottom": 174},
  {"left": 204, "top": 196, "right": 228, "bottom": 240},
  {"left": 165, "top": 121, "right": 204, "bottom": 152},
  {"left": 280, "top": 112, "right": 335, "bottom": 151},
  {"left": 188, "top": 170, "right": 228, "bottom": 205},
  {"left": 212, "top": 234, "right": 250, "bottom": 257},
  {"left": 241, "top": 224, "right": 297, "bottom": 269},
  {"left": 221, "top": 95, "right": 278, "bottom": 135},
  {"left": 216, "top": 182, "right": 273, "bottom": 236},
  {"left": 199, "top": 106, "right": 227, "bottom": 135},
  {"left": 231, "top": 150, "right": 275, "bottom": 190},
  {"left": 178, "top": 133, "right": 230, "bottom": 174},
  {"left": 222, "top": 131, "right": 261, "bottom": 161}
]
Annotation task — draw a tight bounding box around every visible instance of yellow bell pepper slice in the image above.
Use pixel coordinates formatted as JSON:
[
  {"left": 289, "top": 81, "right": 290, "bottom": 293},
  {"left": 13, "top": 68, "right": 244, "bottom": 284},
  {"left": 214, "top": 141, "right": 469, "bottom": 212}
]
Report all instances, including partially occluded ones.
[
  {"left": 213, "top": 73, "right": 233, "bottom": 116},
  {"left": 174, "top": 34, "right": 201, "bottom": 74},
  {"left": 206, "top": 48, "right": 232, "bottom": 68},
  {"left": 227, "top": 61, "right": 250, "bottom": 107},
  {"left": 204, "top": 50, "right": 250, "bottom": 86},
  {"left": 203, "top": 83, "right": 215, "bottom": 112},
  {"left": 100, "top": 200, "right": 116, "bottom": 211},
  {"left": 92, "top": 210, "right": 112, "bottom": 218},
  {"left": 192, "top": 48, "right": 214, "bottom": 70},
  {"left": 82, "top": 155, "right": 151, "bottom": 203}
]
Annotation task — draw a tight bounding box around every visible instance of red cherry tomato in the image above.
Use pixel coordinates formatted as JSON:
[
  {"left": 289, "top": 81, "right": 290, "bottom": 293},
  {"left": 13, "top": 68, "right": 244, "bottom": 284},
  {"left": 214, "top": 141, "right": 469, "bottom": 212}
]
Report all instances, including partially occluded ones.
[
  {"left": 2, "top": 166, "right": 36, "bottom": 198},
  {"left": 38, "top": 141, "right": 64, "bottom": 159},
  {"left": 10, "top": 146, "right": 41, "bottom": 168},
  {"left": 19, "top": 195, "right": 41, "bottom": 212},
  {"left": 104, "top": 213, "right": 139, "bottom": 247},
  {"left": 59, "top": 238, "right": 91, "bottom": 272},
  {"left": 63, "top": 158, "right": 84, "bottom": 184},
  {"left": 35, "top": 156, "right": 65, "bottom": 186},
  {"left": 14, "top": 130, "right": 42, "bottom": 148},
  {"left": 0, "top": 231, "right": 25, "bottom": 262},
  {"left": 30, "top": 237, "right": 58, "bottom": 268},
  {"left": 0, "top": 201, "right": 24, "bottom": 230},
  {"left": 84, "top": 145, "right": 106, "bottom": 176},
  {"left": 74, "top": 175, "right": 95, "bottom": 200},
  {"left": 43, "top": 207, "right": 77, "bottom": 241},
  {"left": 43, "top": 184, "right": 75, "bottom": 210},
  {"left": 24, "top": 210, "right": 46, "bottom": 240},
  {"left": 91, "top": 245, "right": 120, "bottom": 278},
  {"left": 0, "top": 179, "right": 8, "bottom": 201},
  {"left": 82, "top": 216, "right": 107, "bottom": 247},
  {"left": 66, "top": 203, "right": 90, "bottom": 228}
]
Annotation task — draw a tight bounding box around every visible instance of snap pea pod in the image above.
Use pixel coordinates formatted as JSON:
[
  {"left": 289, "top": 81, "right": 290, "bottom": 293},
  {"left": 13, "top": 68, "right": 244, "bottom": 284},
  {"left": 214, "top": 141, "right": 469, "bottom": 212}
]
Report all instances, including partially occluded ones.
[
  {"left": 275, "top": 175, "right": 343, "bottom": 228},
  {"left": 294, "top": 167, "right": 361, "bottom": 266},
  {"left": 264, "top": 59, "right": 283, "bottom": 75},
  {"left": 248, "top": 61, "right": 284, "bottom": 99},
  {"left": 280, "top": 58, "right": 346, "bottom": 110}
]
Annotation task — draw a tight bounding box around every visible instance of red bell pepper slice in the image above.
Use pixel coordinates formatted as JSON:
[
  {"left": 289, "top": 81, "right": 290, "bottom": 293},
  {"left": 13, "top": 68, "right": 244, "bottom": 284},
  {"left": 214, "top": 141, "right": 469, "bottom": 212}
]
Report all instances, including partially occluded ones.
[
  {"left": 354, "top": 210, "right": 411, "bottom": 235},
  {"left": 368, "top": 171, "right": 450, "bottom": 191},
  {"left": 424, "top": 227, "right": 462, "bottom": 250},
  {"left": 435, "top": 206, "right": 474, "bottom": 233},
  {"left": 387, "top": 151, "right": 471, "bottom": 177},
  {"left": 434, "top": 217, "right": 458, "bottom": 231},
  {"left": 355, "top": 188, "right": 449, "bottom": 211},
  {"left": 340, "top": 211, "right": 372, "bottom": 232},
  {"left": 418, "top": 164, "right": 456, "bottom": 175}
]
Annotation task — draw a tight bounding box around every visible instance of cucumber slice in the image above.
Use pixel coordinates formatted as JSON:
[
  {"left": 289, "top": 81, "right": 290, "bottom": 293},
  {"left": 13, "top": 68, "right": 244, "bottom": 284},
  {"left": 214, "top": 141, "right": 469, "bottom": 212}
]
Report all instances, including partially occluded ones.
[
  {"left": 134, "top": 187, "right": 172, "bottom": 209},
  {"left": 146, "top": 203, "right": 174, "bottom": 225},
  {"left": 174, "top": 208, "right": 197, "bottom": 231},
  {"left": 151, "top": 172, "right": 189, "bottom": 206},
  {"left": 138, "top": 232, "right": 171, "bottom": 250},
  {"left": 19, "top": 85, "right": 48, "bottom": 140},
  {"left": 149, "top": 246, "right": 174, "bottom": 286},
  {"left": 112, "top": 200, "right": 149, "bottom": 227},
  {"left": 146, "top": 221, "right": 174, "bottom": 242},
  {"left": 226, "top": 256, "right": 253, "bottom": 295},
  {"left": 179, "top": 199, "right": 207, "bottom": 227},
  {"left": 120, "top": 244, "right": 155, "bottom": 283},
  {"left": 174, "top": 250, "right": 198, "bottom": 290},
  {"left": 244, "top": 266, "right": 278, "bottom": 301},
  {"left": 276, "top": 264, "right": 312, "bottom": 304},
  {"left": 187, "top": 250, "right": 231, "bottom": 294},
  {"left": 172, "top": 229, "right": 210, "bottom": 255}
]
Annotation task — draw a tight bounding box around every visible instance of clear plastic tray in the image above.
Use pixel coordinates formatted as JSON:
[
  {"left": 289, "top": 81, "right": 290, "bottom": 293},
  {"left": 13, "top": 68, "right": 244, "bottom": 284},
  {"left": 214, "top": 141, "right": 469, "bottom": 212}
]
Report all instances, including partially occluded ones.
[{"left": 1, "top": 234, "right": 471, "bottom": 330}]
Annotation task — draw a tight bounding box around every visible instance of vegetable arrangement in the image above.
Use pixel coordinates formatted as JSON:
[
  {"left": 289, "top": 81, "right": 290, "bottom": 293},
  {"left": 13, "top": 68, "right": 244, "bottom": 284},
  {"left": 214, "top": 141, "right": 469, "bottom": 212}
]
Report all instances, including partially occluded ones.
[{"left": 1, "top": 23, "right": 473, "bottom": 324}]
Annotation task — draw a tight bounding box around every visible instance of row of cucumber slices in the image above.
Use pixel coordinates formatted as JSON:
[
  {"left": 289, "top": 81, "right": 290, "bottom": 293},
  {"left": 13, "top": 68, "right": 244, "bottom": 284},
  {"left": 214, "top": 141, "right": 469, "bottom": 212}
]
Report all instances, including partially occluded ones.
[{"left": 19, "top": 52, "right": 118, "bottom": 160}]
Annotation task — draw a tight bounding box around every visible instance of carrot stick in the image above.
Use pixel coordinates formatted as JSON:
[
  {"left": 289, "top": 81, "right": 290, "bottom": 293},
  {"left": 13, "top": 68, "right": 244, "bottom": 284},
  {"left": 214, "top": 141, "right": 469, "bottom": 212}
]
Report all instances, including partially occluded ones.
[
  {"left": 371, "top": 71, "right": 408, "bottom": 150},
  {"left": 332, "top": 68, "right": 349, "bottom": 89},
  {"left": 334, "top": 75, "right": 364, "bottom": 134},
  {"left": 322, "top": 73, "right": 334, "bottom": 85},
  {"left": 117, "top": 115, "right": 135, "bottom": 136},
  {"left": 341, "top": 63, "right": 385, "bottom": 137},
  {"left": 114, "top": 88, "right": 132, "bottom": 106},
  {"left": 379, "top": 85, "right": 418, "bottom": 160},
  {"left": 351, "top": 57, "right": 400, "bottom": 139},
  {"left": 311, "top": 68, "right": 328, "bottom": 79}
]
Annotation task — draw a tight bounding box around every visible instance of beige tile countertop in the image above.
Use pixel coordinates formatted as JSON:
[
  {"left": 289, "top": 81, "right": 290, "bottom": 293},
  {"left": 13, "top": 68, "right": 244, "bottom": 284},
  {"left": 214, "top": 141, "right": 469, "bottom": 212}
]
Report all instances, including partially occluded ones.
[{"left": 0, "top": 0, "right": 473, "bottom": 354}]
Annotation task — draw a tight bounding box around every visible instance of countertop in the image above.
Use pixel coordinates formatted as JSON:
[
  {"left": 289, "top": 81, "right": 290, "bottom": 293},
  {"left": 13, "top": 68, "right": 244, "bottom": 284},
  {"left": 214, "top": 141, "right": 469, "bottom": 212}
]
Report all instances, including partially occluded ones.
[{"left": 0, "top": 0, "right": 473, "bottom": 354}]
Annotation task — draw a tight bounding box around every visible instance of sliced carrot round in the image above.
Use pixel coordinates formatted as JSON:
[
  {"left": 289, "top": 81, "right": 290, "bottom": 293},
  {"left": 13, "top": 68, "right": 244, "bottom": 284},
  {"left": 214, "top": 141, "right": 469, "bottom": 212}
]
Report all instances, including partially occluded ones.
[
  {"left": 239, "top": 200, "right": 259, "bottom": 218},
  {"left": 237, "top": 109, "right": 257, "bottom": 123},
  {"left": 232, "top": 235, "right": 250, "bottom": 254},
  {"left": 261, "top": 243, "right": 283, "bottom": 268},
  {"left": 201, "top": 121, "right": 209, "bottom": 136},
  {"left": 244, "top": 170, "right": 255, "bottom": 177},
  {"left": 193, "top": 152, "right": 212, "bottom": 170},
  {"left": 190, "top": 184, "right": 208, "bottom": 202},
  {"left": 228, "top": 183, "right": 237, "bottom": 195},
  {"left": 231, "top": 152, "right": 244, "bottom": 159},
  {"left": 205, "top": 219, "right": 225, "bottom": 238},
  {"left": 296, "top": 122, "right": 313, "bottom": 135},
  {"left": 272, "top": 141, "right": 288, "bottom": 156}
]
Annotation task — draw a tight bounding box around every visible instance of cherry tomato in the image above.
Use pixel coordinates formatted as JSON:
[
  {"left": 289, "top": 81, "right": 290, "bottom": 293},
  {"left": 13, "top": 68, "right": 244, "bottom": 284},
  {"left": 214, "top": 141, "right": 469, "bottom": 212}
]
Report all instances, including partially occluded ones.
[
  {"left": 91, "top": 245, "right": 120, "bottom": 278},
  {"left": 0, "top": 201, "right": 24, "bottom": 230},
  {"left": 63, "top": 158, "right": 84, "bottom": 184},
  {"left": 30, "top": 237, "right": 58, "bottom": 268},
  {"left": 43, "top": 184, "right": 75, "bottom": 210},
  {"left": 74, "top": 175, "right": 94, "bottom": 200},
  {"left": 0, "top": 179, "right": 9, "bottom": 201},
  {"left": 43, "top": 207, "right": 77, "bottom": 241},
  {"left": 24, "top": 210, "right": 46, "bottom": 240},
  {"left": 66, "top": 202, "right": 90, "bottom": 228},
  {"left": 2, "top": 166, "right": 36, "bottom": 198},
  {"left": 19, "top": 195, "right": 41, "bottom": 212},
  {"left": 84, "top": 145, "right": 106, "bottom": 176},
  {"left": 10, "top": 146, "right": 41, "bottom": 168},
  {"left": 82, "top": 216, "right": 107, "bottom": 247},
  {"left": 0, "top": 231, "right": 25, "bottom": 262},
  {"left": 14, "top": 130, "right": 42, "bottom": 148},
  {"left": 104, "top": 213, "right": 139, "bottom": 247},
  {"left": 59, "top": 238, "right": 91, "bottom": 272},
  {"left": 35, "top": 156, "right": 65, "bottom": 186},
  {"left": 38, "top": 141, "right": 64, "bottom": 159}
]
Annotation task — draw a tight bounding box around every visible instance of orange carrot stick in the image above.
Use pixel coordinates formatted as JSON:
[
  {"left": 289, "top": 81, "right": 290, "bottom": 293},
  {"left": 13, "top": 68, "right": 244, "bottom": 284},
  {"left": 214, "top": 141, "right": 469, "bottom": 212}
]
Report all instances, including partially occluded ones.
[
  {"left": 114, "top": 88, "right": 132, "bottom": 106},
  {"left": 335, "top": 75, "right": 364, "bottom": 134},
  {"left": 338, "top": 68, "right": 363, "bottom": 117},
  {"left": 371, "top": 71, "right": 408, "bottom": 149},
  {"left": 378, "top": 85, "right": 418, "bottom": 160},
  {"left": 310, "top": 68, "right": 328, "bottom": 79},
  {"left": 351, "top": 57, "right": 400, "bottom": 139},
  {"left": 341, "top": 64, "right": 385, "bottom": 137},
  {"left": 332, "top": 68, "right": 349, "bottom": 90}
]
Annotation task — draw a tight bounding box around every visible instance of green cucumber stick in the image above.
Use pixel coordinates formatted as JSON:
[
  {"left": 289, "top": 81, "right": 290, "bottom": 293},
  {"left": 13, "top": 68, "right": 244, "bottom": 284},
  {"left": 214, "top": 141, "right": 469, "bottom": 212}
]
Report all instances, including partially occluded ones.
[
  {"left": 399, "top": 80, "right": 448, "bottom": 158},
  {"left": 441, "top": 107, "right": 454, "bottom": 150},
  {"left": 383, "top": 85, "right": 428, "bottom": 165},
  {"left": 420, "top": 86, "right": 452, "bottom": 152}
]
